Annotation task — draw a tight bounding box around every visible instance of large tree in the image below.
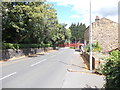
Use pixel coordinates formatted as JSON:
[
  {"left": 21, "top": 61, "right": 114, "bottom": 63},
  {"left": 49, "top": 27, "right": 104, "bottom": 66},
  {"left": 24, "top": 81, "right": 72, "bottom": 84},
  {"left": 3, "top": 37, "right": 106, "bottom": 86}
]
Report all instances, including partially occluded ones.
[
  {"left": 2, "top": 2, "right": 71, "bottom": 47},
  {"left": 69, "top": 23, "right": 86, "bottom": 43}
]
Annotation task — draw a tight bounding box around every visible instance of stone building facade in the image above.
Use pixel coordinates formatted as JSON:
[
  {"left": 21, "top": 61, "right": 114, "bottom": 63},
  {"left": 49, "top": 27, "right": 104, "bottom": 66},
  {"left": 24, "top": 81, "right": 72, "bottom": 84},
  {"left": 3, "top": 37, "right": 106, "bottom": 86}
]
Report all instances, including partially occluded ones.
[{"left": 84, "top": 16, "right": 119, "bottom": 52}]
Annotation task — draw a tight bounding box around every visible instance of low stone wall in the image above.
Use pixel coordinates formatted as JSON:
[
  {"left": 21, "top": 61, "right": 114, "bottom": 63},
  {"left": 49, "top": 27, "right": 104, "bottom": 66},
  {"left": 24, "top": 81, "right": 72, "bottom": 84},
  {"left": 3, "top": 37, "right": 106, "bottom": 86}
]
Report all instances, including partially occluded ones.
[
  {"left": 1, "top": 47, "right": 53, "bottom": 60},
  {"left": 81, "top": 52, "right": 95, "bottom": 70}
]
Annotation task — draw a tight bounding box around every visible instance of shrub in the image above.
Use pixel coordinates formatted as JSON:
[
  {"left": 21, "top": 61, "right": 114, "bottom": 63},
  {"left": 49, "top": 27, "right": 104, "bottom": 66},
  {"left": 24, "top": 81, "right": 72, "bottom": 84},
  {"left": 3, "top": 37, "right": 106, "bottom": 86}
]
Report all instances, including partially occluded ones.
[
  {"left": 2, "top": 43, "right": 51, "bottom": 49},
  {"left": 96, "top": 50, "right": 120, "bottom": 89},
  {"left": 2, "top": 43, "right": 15, "bottom": 49},
  {"left": 93, "top": 41, "right": 102, "bottom": 52},
  {"left": 85, "top": 43, "right": 96, "bottom": 52},
  {"left": 85, "top": 41, "right": 102, "bottom": 52},
  {"left": 13, "top": 44, "right": 20, "bottom": 49},
  {"left": 70, "top": 47, "right": 75, "bottom": 49}
]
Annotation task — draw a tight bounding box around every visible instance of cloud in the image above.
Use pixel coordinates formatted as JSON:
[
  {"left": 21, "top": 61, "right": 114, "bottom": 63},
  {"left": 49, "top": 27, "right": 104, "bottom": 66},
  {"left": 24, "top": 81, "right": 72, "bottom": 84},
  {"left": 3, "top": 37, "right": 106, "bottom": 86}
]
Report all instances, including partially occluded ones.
[
  {"left": 48, "top": 0, "right": 119, "bottom": 26},
  {"left": 70, "top": 15, "right": 81, "bottom": 19},
  {"left": 97, "top": 6, "right": 118, "bottom": 17}
]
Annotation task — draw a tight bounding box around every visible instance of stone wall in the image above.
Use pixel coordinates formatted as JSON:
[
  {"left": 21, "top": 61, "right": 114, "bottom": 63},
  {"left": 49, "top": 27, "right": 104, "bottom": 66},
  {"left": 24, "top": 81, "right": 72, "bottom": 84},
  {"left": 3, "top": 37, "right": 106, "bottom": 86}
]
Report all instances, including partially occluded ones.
[
  {"left": 81, "top": 52, "right": 95, "bottom": 70},
  {"left": 1, "top": 47, "right": 53, "bottom": 60},
  {"left": 84, "top": 17, "right": 118, "bottom": 52}
]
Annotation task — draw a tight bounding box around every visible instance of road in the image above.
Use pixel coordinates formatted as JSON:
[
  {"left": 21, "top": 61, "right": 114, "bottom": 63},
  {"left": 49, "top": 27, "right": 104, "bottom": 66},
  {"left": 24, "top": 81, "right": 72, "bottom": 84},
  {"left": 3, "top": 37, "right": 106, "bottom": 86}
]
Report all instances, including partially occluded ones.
[{"left": 0, "top": 48, "right": 75, "bottom": 88}]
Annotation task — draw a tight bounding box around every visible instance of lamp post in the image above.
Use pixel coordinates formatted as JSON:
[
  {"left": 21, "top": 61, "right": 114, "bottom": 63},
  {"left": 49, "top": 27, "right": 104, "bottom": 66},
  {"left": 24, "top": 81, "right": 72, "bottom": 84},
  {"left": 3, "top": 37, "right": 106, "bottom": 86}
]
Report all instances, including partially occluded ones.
[{"left": 89, "top": 0, "right": 93, "bottom": 72}]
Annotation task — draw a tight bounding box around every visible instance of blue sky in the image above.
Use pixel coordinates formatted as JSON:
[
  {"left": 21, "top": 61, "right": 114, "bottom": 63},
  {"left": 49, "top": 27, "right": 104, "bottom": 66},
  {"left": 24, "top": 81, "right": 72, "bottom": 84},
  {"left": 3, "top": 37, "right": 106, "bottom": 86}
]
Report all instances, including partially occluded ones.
[
  {"left": 52, "top": 3, "right": 83, "bottom": 26},
  {"left": 48, "top": 0, "right": 119, "bottom": 27}
]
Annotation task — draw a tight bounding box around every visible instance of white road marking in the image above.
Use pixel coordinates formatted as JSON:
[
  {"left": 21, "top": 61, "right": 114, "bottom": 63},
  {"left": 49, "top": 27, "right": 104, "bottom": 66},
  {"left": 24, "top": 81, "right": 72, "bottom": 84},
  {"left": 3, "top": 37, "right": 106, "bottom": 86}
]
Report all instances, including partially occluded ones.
[
  {"left": 30, "top": 59, "right": 47, "bottom": 67},
  {"left": 0, "top": 72, "right": 17, "bottom": 81}
]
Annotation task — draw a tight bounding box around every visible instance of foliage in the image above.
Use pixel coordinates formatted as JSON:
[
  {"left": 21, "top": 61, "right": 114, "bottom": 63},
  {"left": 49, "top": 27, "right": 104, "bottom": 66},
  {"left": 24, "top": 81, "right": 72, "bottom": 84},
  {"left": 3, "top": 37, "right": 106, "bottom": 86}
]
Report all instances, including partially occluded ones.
[
  {"left": 2, "top": 43, "right": 51, "bottom": 49},
  {"left": 2, "top": 2, "right": 71, "bottom": 48},
  {"left": 70, "top": 47, "right": 75, "bottom": 49},
  {"left": 85, "top": 41, "right": 102, "bottom": 52},
  {"left": 95, "top": 50, "right": 120, "bottom": 89},
  {"left": 93, "top": 41, "right": 102, "bottom": 52},
  {"left": 69, "top": 23, "right": 86, "bottom": 43},
  {"left": 2, "top": 43, "right": 15, "bottom": 49},
  {"left": 85, "top": 43, "right": 95, "bottom": 52}
]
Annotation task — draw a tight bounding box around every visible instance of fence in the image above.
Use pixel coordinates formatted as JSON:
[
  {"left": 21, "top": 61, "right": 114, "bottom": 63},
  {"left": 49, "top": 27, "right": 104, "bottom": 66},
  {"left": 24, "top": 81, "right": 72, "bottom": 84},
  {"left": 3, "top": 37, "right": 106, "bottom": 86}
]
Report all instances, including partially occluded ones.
[{"left": 58, "top": 43, "right": 84, "bottom": 48}]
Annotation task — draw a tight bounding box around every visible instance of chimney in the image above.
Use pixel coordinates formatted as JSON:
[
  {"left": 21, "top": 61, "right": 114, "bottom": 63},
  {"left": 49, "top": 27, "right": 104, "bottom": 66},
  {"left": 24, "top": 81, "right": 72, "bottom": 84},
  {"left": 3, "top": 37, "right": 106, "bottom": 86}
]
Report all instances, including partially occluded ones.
[{"left": 95, "top": 16, "right": 100, "bottom": 22}]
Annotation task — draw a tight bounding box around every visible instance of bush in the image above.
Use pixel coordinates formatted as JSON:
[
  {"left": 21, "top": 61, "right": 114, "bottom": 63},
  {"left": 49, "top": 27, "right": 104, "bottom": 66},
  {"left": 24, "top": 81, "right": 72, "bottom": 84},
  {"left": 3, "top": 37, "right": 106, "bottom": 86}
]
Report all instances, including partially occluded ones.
[
  {"left": 85, "top": 41, "right": 102, "bottom": 52},
  {"left": 13, "top": 44, "right": 20, "bottom": 49},
  {"left": 2, "top": 43, "right": 15, "bottom": 49},
  {"left": 2, "top": 43, "right": 51, "bottom": 49},
  {"left": 70, "top": 47, "right": 75, "bottom": 49},
  {"left": 93, "top": 41, "right": 102, "bottom": 52},
  {"left": 85, "top": 43, "right": 96, "bottom": 52},
  {"left": 96, "top": 50, "right": 120, "bottom": 89}
]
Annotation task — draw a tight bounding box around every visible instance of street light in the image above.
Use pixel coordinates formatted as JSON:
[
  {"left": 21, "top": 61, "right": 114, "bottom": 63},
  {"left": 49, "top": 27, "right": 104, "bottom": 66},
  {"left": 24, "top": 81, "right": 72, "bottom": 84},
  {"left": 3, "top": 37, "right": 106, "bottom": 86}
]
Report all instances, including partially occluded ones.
[{"left": 89, "top": 0, "right": 93, "bottom": 72}]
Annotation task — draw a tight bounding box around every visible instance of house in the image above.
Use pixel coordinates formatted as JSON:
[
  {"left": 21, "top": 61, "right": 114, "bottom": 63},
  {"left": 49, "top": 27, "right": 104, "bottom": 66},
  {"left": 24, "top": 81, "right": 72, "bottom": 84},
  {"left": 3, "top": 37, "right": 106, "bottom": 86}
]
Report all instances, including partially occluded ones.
[{"left": 84, "top": 16, "right": 119, "bottom": 52}]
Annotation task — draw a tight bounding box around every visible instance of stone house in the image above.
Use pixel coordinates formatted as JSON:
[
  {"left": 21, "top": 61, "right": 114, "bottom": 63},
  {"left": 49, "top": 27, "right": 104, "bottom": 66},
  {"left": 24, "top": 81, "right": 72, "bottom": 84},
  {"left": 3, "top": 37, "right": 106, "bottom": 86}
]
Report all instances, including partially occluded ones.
[{"left": 84, "top": 16, "right": 119, "bottom": 52}]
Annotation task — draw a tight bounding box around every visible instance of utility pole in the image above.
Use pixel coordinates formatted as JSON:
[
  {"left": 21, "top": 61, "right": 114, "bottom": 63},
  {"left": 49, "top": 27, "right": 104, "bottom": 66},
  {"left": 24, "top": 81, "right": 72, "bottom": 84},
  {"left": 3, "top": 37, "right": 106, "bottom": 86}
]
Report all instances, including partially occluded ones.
[{"left": 90, "top": 0, "right": 93, "bottom": 72}]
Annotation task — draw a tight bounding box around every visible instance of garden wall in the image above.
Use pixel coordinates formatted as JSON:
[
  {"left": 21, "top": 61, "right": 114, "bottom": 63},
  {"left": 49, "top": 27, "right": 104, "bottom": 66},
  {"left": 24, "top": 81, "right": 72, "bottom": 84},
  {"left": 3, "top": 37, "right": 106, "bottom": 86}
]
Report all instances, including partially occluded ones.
[
  {"left": 81, "top": 52, "right": 95, "bottom": 70},
  {"left": 1, "top": 47, "right": 53, "bottom": 60}
]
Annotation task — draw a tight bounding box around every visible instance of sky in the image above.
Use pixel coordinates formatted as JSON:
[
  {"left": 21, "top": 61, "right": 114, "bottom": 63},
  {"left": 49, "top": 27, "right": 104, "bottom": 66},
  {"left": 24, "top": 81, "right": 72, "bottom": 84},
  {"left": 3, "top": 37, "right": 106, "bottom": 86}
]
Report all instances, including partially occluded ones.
[{"left": 47, "top": 0, "right": 119, "bottom": 28}]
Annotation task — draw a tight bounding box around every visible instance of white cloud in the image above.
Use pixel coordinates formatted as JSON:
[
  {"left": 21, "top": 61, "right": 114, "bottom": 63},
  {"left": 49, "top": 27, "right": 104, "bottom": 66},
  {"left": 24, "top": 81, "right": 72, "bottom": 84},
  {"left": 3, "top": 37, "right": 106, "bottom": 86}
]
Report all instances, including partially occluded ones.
[
  {"left": 70, "top": 15, "right": 81, "bottom": 18},
  {"left": 48, "top": 0, "right": 119, "bottom": 26}
]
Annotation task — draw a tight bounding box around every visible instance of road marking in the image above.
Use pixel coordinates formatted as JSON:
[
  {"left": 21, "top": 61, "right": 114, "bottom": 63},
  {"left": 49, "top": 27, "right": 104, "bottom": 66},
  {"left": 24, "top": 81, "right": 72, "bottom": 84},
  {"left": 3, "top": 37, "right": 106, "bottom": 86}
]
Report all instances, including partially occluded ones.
[
  {"left": 2, "top": 58, "right": 30, "bottom": 67},
  {"left": 0, "top": 72, "right": 17, "bottom": 81},
  {"left": 30, "top": 59, "right": 47, "bottom": 67}
]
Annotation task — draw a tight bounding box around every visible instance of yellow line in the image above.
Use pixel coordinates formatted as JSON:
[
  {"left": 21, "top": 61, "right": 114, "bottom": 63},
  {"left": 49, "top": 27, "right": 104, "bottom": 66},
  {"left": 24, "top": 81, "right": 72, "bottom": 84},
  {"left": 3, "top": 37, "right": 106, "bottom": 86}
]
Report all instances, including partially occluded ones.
[
  {"left": 2, "top": 58, "right": 29, "bottom": 67},
  {"left": 1, "top": 49, "right": 56, "bottom": 66}
]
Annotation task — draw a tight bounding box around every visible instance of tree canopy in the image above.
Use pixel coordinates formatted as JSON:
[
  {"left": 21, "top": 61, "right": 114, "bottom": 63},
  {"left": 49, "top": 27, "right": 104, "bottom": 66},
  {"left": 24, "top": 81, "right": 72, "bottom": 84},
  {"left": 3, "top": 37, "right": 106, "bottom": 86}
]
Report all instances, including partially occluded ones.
[
  {"left": 2, "top": 2, "right": 71, "bottom": 47},
  {"left": 69, "top": 23, "right": 86, "bottom": 43}
]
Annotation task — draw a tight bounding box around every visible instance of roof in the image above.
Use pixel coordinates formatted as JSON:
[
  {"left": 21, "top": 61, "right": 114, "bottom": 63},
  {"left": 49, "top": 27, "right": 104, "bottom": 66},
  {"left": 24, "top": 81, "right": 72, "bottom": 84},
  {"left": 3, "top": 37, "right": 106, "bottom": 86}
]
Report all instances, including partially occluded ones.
[{"left": 85, "top": 17, "right": 118, "bottom": 32}]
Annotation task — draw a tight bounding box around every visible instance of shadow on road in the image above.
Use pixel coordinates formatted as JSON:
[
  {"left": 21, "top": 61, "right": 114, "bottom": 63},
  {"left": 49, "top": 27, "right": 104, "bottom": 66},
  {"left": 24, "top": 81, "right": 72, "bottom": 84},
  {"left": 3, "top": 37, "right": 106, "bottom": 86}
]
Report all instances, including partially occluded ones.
[
  {"left": 28, "top": 53, "right": 45, "bottom": 58},
  {"left": 75, "top": 49, "right": 80, "bottom": 52},
  {"left": 28, "top": 55, "right": 38, "bottom": 57},
  {"left": 59, "top": 61, "right": 85, "bottom": 69}
]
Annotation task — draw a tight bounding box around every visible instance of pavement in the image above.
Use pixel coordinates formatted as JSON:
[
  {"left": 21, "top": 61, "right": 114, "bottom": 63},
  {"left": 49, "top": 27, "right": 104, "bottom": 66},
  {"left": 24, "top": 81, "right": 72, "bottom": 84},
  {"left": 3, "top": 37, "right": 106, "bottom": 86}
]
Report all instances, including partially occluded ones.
[{"left": 62, "top": 50, "right": 106, "bottom": 89}]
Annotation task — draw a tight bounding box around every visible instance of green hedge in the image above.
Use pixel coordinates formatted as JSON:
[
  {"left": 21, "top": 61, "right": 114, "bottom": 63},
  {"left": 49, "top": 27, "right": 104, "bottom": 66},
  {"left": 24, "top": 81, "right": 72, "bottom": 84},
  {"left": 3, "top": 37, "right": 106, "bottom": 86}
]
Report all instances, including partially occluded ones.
[
  {"left": 95, "top": 50, "right": 120, "bottom": 89},
  {"left": 2, "top": 43, "right": 52, "bottom": 49}
]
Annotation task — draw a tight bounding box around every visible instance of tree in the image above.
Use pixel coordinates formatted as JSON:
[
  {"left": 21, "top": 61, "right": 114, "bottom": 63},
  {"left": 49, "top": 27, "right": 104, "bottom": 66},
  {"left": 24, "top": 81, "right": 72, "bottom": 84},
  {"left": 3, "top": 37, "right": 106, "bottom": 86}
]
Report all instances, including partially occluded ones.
[
  {"left": 69, "top": 23, "right": 86, "bottom": 43},
  {"left": 2, "top": 2, "right": 71, "bottom": 48}
]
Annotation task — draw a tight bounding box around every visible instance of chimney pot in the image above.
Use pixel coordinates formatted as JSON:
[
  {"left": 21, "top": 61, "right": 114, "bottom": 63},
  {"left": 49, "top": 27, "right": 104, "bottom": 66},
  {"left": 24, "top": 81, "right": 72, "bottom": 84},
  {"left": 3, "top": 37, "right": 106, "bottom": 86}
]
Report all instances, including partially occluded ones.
[{"left": 95, "top": 16, "right": 100, "bottom": 21}]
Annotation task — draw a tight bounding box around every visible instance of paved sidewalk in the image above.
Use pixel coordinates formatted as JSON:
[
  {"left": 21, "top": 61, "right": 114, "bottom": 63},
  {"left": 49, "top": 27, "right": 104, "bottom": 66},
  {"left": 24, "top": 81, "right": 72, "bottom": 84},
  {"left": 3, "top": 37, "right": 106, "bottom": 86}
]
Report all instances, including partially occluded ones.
[{"left": 62, "top": 50, "right": 106, "bottom": 88}]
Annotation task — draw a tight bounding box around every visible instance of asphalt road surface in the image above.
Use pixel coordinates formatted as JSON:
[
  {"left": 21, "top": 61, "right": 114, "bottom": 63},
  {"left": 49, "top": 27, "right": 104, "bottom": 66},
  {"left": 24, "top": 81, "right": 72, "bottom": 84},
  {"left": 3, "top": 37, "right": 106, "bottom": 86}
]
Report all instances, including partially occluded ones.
[{"left": 0, "top": 48, "right": 75, "bottom": 88}]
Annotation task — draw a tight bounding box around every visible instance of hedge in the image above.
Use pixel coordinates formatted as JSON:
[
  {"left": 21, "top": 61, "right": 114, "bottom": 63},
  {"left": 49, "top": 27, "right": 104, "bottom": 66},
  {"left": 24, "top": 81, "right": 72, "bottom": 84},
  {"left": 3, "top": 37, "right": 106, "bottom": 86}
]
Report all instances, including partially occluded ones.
[
  {"left": 95, "top": 50, "right": 120, "bottom": 89},
  {"left": 2, "top": 43, "right": 51, "bottom": 49}
]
